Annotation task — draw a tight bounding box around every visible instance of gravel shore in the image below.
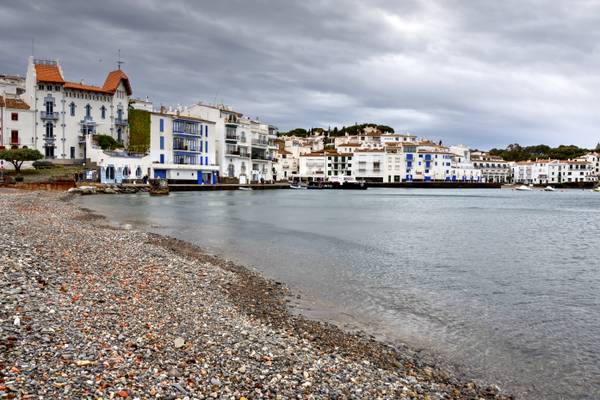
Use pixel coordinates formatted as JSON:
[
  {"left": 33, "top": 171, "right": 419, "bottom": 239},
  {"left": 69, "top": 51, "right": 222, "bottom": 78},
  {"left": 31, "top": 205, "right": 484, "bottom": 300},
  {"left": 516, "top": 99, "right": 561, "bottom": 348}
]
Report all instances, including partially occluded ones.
[{"left": 0, "top": 189, "right": 513, "bottom": 399}]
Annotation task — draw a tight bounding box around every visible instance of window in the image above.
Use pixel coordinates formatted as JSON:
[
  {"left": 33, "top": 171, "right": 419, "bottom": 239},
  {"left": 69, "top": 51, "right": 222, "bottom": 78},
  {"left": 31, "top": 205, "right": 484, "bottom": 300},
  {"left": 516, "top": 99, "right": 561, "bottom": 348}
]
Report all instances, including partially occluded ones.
[
  {"left": 159, "top": 136, "right": 164, "bottom": 150},
  {"left": 159, "top": 154, "right": 165, "bottom": 164},
  {"left": 70, "top": 147, "right": 75, "bottom": 159},
  {"left": 45, "top": 123, "right": 53, "bottom": 138},
  {"left": 85, "top": 104, "right": 91, "bottom": 118},
  {"left": 205, "top": 156, "right": 208, "bottom": 165},
  {"left": 70, "top": 103, "right": 76, "bottom": 117},
  {"left": 205, "top": 141, "right": 208, "bottom": 153},
  {"left": 101, "top": 106, "right": 106, "bottom": 119},
  {"left": 136, "top": 166, "right": 142, "bottom": 178},
  {"left": 10, "top": 130, "right": 18, "bottom": 145},
  {"left": 159, "top": 118, "right": 164, "bottom": 132},
  {"left": 11, "top": 113, "right": 18, "bottom": 121},
  {"left": 117, "top": 128, "right": 122, "bottom": 143}
]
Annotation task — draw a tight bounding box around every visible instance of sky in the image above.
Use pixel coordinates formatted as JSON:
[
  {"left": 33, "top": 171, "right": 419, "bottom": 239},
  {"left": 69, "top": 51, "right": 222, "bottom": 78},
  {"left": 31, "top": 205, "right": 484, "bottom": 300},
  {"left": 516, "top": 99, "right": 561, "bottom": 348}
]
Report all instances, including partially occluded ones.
[{"left": 1, "top": 0, "right": 600, "bottom": 149}]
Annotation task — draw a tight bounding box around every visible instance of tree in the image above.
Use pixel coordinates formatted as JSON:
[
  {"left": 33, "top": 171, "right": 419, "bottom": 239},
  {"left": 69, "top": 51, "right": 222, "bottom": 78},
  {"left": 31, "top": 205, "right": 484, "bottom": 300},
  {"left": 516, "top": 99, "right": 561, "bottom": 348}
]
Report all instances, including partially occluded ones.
[
  {"left": 96, "top": 134, "right": 122, "bottom": 150},
  {"left": 595, "top": 142, "right": 600, "bottom": 152},
  {"left": 0, "top": 148, "right": 43, "bottom": 173}
]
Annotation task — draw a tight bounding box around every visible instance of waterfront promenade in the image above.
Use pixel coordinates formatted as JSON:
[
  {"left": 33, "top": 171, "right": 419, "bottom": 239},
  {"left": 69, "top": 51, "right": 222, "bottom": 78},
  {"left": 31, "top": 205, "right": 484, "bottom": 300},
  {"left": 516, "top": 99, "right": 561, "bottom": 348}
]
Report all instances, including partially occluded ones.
[{"left": 0, "top": 188, "right": 512, "bottom": 399}]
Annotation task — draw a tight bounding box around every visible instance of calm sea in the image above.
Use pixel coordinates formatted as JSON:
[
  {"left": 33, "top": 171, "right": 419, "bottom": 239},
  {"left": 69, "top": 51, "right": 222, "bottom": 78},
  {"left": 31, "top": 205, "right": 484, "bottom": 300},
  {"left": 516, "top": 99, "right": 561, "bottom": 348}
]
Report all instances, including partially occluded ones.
[{"left": 78, "top": 188, "right": 600, "bottom": 399}]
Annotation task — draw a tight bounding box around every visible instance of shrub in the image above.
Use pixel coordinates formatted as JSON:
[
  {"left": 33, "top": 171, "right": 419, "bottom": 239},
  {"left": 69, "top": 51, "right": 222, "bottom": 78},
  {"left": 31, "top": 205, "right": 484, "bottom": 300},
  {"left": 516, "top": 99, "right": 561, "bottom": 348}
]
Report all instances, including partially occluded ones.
[
  {"left": 96, "top": 134, "right": 122, "bottom": 150},
  {"left": 33, "top": 160, "right": 55, "bottom": 169},
  {"left": 15, "top": 175, "right": 24, "bottom": 182}
]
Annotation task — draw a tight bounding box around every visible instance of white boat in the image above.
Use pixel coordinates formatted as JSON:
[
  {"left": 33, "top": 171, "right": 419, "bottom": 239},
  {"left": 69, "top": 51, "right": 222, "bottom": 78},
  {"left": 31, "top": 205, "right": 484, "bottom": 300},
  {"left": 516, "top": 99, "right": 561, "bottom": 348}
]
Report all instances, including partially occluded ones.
[
  {"left": 592, "top": 187, "right": 600, "bottom": 193},
  {"left": 544, "top": 186, "right": 556, "bottom": 192},
  {"left": 289, "top": 183, "right": 307, "bottom": 189},
  {"left": 515, "top": 185, "right": 533, "bottom": 191},
  {"left": 238, "top": 186, "right": 253, "bottom": 191}
]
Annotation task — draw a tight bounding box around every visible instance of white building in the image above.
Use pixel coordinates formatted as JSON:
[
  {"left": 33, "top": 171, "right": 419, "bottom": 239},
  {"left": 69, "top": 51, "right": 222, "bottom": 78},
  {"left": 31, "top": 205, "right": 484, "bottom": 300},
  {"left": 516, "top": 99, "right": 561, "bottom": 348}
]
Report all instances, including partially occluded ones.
[
  {"left": 471, "top": 152, "right": 511, "bottom": 183},
  {"left": 449, "top": 145, "right": 481, "bottom": 182},
  {"left": 512, "top": 159, "right": 596, "bottom": 185},
  {"left": 0, "top": 93, "right": 34, "bottom": 150},
  {"left": 181, "top": 103, "right": 276, "bottom": 183},
  {"left": 23, "top": 57, "right": 132, "bottom": 161},
  {"left": 576, "top": 152, "right": 600, "bottom": 178},
  {"left": 299, "top": 151, "right": 326, "bottom": 180},
  {"left": 149, "top": 112, "right": 219, "bottom": 184},
  {"left": 352, "top": 148, "right": 385, "bottom": 182}
]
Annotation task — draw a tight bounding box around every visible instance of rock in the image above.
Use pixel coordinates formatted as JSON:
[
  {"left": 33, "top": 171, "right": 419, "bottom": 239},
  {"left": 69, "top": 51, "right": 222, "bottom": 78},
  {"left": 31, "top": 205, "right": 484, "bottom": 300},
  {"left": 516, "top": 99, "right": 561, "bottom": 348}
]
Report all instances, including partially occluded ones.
[
  {"left": 13, "top": 316, "right": 20, "bottom": 327},
  {"left": 174, "top": 337, "right": 185, "bottom": 348}
]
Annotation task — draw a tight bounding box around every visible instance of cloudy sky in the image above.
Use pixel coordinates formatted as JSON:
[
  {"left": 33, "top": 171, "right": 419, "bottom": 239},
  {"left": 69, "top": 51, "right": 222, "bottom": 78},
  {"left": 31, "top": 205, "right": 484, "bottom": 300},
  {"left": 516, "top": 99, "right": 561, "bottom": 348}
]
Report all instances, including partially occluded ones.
[{"left": 1, "top": 0, "right": 599, "bottom": 149}]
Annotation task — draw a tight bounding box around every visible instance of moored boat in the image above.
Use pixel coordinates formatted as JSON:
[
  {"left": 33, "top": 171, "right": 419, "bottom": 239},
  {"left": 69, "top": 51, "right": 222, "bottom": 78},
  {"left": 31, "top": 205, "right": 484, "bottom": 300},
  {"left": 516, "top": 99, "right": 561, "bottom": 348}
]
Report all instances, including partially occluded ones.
[
  {"left": 544, "top": 186, "right": 556, "bottom": 192},
  {"left": 328, "top": 176, "right": 368, "bottom": 190},
  {"left": 239, "top": 186, "right": 253, "bottom": 191},
  {"left": 289, "top": 183, "right": 307, "bottom": 189},
  {"left": 592, "top": 187, "right": 600, "bottom": 193},
  {"left": 515, "top": 184, "right": 533, "bottom": 191}
]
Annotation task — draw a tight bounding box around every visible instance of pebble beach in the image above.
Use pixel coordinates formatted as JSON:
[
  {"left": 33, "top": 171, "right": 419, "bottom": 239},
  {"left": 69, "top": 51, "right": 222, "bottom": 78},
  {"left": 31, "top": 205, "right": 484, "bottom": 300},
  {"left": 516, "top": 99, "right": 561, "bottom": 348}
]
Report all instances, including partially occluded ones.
[{"left": 0, "top": 189, "right": 513, "bottom": 399}]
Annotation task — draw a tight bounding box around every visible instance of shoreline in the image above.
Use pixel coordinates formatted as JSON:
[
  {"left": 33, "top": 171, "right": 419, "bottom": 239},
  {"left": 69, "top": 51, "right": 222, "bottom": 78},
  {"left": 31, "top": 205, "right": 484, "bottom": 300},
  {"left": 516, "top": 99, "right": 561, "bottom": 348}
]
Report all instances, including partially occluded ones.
[{"left": 1, "top": 188, "right": 512, "bottom": 399}]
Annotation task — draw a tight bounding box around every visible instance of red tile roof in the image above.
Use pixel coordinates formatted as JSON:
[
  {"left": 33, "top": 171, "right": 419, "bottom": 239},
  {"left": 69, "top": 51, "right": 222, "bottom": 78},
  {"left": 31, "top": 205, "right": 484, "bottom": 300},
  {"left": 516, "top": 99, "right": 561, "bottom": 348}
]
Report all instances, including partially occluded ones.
[
  {"left": 0, "top": 96, "right": 30, "bottom": 110},
  {"left": 35, "top": 64, "right": 64, "bottom": 83},
  {"left": 64, "top": 82, "right": 112, "bottom": 94},
  {"left": 103, "top": 70, "right": 132, "bottom": 95}
]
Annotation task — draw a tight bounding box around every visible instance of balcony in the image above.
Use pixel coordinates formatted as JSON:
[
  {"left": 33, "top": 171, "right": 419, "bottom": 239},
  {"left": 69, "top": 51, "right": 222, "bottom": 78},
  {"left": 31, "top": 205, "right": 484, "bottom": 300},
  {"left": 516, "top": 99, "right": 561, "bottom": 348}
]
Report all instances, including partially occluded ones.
[
  {"left": 251, "top": 154, "right": 272, "bottom": 161},
  {"left": 40, "top": 111, "right": 59, "bottom": 121},
  {"left": 115, "top": 118, "right": 128, "bottom": 126},
  {"left": 251, "top": 139, "right": 269, "bottom": 148},
  {"left": 43, "top": 135, "right": 56, "bottom": 143},
  {"left": 225, "top": 134, "right": 239, "bottom": 141}
]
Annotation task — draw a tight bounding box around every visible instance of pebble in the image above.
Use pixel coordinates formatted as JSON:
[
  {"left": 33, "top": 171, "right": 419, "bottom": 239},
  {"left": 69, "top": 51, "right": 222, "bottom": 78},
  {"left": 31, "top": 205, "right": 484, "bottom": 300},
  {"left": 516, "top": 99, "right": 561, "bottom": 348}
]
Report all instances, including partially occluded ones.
[{"left": 0, "top": 189, "right": 514, "bottom": 400}]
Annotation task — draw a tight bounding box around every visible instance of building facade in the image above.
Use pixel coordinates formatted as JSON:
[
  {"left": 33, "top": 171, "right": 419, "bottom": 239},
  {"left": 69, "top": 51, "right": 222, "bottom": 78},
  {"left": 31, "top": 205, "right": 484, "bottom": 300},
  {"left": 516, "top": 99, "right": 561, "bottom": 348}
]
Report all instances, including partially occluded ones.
[{"left": 23, "top": 57, "right": 131, "bottom": 161}]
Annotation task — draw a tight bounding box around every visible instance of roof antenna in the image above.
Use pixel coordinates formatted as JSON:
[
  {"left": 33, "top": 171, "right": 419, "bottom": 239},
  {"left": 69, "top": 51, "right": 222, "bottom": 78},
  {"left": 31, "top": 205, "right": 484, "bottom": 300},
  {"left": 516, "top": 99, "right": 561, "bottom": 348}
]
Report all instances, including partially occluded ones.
[{"left": 117, "top": 49, "right": 125, "bottom": 70}]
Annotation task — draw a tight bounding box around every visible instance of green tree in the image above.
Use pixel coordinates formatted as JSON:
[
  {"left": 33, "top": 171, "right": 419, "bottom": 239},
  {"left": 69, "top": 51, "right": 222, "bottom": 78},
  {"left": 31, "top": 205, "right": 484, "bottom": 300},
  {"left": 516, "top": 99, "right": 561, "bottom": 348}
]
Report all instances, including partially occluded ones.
[
  {"left": 0, "top": 148, "right": 43, "bottom": 173},
  {"left": 95, "top": 134, "right": 122, "bottom": 150},
  {"left": 594, "top": 142, "right": 600, "bottom": 152}
]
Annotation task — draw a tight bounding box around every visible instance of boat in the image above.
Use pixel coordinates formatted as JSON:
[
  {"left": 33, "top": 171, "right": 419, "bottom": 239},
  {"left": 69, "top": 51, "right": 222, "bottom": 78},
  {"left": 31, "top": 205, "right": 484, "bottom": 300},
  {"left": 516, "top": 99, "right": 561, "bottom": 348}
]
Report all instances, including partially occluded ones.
[
  {"left": 238, "top": 186, "right": 253, "bottom": 191},
  {"left": 544, "top": 186, "right": 556, "bottom": 192},
  {"left": 515, "top": 184, "right": 533, "bottom": 191},
  {"left": 289, "top": 183, "right": 307, "bottom": 189},
  {"left": 328, "top": 176, "right": 368, "bottom": 190},
  {"left": 592, "top": 187, "right": 600, "bottom": 193},
  {"left": 148, "top": 179, "right": 169, "bottom": 196}
]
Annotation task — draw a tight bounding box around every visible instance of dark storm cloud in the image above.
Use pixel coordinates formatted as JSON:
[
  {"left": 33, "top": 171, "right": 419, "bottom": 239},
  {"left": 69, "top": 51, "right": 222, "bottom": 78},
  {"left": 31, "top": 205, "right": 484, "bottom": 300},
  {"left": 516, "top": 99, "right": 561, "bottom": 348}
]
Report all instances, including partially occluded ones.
[{"left": 1, "top": 0, "right": 599, "bottom": 148}]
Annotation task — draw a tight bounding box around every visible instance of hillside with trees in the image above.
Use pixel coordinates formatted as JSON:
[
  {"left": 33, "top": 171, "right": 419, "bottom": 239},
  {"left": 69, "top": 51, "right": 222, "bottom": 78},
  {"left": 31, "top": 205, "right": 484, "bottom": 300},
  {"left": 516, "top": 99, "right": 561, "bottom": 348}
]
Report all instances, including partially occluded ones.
[
  {"left": 488, "top": 144, "right": 591, "bottom": 161},
  {"left": 279, "top": 123, "right": 394, "bottom": 137}
]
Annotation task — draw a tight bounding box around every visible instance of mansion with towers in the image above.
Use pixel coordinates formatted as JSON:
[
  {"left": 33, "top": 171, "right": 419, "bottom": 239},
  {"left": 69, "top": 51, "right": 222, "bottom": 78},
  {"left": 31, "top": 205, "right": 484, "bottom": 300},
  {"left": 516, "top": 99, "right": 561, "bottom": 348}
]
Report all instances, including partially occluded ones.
[{"left": 1, "top": 56, "right": 131, "bottom": 162}]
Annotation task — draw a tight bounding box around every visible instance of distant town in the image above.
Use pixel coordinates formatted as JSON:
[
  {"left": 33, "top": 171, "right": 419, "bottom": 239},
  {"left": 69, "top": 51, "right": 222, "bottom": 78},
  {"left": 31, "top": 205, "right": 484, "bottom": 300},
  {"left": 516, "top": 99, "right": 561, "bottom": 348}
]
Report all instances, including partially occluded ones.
[{"left": 1, "top": 57, "right": 599, "bottom": 187}]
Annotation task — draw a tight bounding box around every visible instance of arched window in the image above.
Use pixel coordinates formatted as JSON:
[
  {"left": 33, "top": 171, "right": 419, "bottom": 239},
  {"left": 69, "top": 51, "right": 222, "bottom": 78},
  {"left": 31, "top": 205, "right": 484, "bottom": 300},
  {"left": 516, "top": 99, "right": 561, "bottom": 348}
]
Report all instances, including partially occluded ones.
[
  {"left": 241, "top": 162, "right": 246, "bottom": 174},
  {"left": 228, "top": 163, "right": 235, "bottom": 177},
  {"left": 105, "top": 166, "right": 115, "bottom": 180},
  {"left": 101, "top": 106, "right": 106, "bottom": 119},
  {"left": 85, "top": 104, "right": 91, "bottom": 119},
  {"left": 122, "top": 166, "right": 130, "bottom": 177},
  {"left": 69, "top": 102, "right": 76, "bottom": 116},
  {"left": 117, "top": 105, "right": 123, "bottom": 120},
  {"left": 135, "top": 166, "right": 142, "bottom": 178}
]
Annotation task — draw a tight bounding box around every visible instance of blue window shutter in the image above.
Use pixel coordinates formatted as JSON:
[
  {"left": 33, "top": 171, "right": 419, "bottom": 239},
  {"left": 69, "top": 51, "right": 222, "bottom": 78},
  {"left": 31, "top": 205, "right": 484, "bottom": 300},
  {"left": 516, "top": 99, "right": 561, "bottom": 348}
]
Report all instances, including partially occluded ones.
[
  {"left": 159, "top": 136, "right": 164, "bottom": 150},
  {"left": 200, "top": 157, "right": 203, "bottom": 165},
  {"left": 159, "top": 154, "right": 164, "bottom": 164},
  {"left": 205, "top": 141, "right": 208, "bottom": 153},
  {"left": 205, "top": 156, "right": 208, "bottom": 165},
  {"left": 160, "top": 119, "right": 164, "bottom": 132},
  {"left": 200, "top": 141, "right": 203, "bottom": 152}
]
